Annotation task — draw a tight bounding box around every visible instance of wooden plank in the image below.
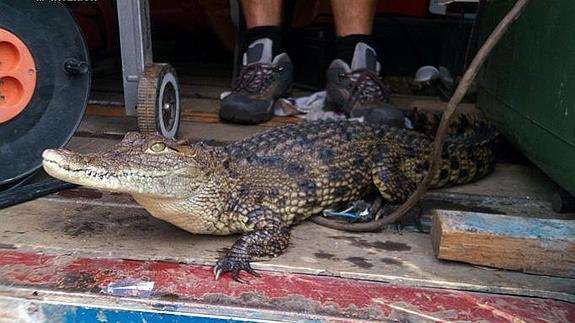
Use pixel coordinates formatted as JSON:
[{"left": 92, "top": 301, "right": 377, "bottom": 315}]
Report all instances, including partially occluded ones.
[
  {"left": 85, "top": 104, "right": 300, "bottom": 128},
  {"left": 90, "top": 84, "right": 226, "bottom": 100},
  {"left": 392, "top": 95, "right": 478, "bottom": 114},
  {"left": 1, "top": 252, "right": 574, "bottom": 323},
  {"left": 75, "top": 114, "right": 271, "bottom": 143},
  {"left": 432, "top": 209, "right": 575, "bottom": 278},
  {"left": 0, "top": 192, "right": 573, "bottom": 302},
  {"left": 66, "top": 137, "right": 119, "bottom": 152},
  {"left": 90, "top": 84, "right": 312, "bottom": 101},
  {"left": 76, "top": 115, "right": 138, "bottom": 138},
  {"left": 178, "top": 121, "right": 269, "bottom": 143},
  {"left": 89, "top": 84, "right": 478, "bottom": 114},
  {"left": 83, "top": 94, "right": 478, "bottom": 136}
]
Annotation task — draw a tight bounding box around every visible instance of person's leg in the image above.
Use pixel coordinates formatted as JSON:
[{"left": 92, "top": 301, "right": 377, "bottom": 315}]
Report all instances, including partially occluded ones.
[
  {"left": 331, "top": 0, "right": 378, "bottom": 65},
  {"left": 331, "top": 0, "right": 376, "bottom": 36},
  {"left": 240, "top": 0, "right": 284, "bottom": 57},
  {"left": 241, "top": 0, "right": 283, "bottom": 29},
  {"left": 326, "top": 0, "right": 404, "bottom": 127},
  {"left": 220, "top": 0, "right": 293, "bottom": 124}
]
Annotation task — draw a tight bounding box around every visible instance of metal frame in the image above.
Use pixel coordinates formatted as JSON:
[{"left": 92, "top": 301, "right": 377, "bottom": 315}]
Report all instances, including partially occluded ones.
[
  {"left": 229, "top": 0, "right": 243, "bottom": 78},
  {"left": 116, "top": 0, "right": 153, "bottom": 116}
]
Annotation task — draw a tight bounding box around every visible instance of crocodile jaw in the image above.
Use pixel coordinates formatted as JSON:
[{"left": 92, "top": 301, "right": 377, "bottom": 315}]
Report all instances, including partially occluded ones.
[
  {"left": 43, "top": 149, "right": 130, "bottom": 192},
  {"left": 42, "top": 149, "right": 190, "bottom": 197}
]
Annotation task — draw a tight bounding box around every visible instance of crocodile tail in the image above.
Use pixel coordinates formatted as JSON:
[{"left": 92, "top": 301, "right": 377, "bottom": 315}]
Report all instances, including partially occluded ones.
[
  {"left": 406, "top": 108, "right": 494, "bottom": 139},
  {"left": 427, "top": 120, "right": 497, "bottom": 188}
]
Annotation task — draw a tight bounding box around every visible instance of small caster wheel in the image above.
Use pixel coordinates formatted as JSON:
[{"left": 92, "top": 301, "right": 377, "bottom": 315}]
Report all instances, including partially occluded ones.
[
  {"left": 137, "top": 63, "right": 181, "bottom": 138},
  {"left": 552, "top": 189, "right": 575, "bottom": 213}
]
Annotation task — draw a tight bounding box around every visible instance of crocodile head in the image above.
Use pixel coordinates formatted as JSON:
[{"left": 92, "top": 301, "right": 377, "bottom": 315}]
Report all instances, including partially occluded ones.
[{"left": 42, "top": 132, "right": 217, "bottom": 198}]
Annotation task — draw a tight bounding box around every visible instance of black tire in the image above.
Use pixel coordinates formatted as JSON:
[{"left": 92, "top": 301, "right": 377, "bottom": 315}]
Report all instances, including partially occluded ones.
[
  {"left": 137, "top": 63, "right": 181, "bottom": 138},
  {"left": 0, "top": 1, "right": 90, "bottom": 185}
]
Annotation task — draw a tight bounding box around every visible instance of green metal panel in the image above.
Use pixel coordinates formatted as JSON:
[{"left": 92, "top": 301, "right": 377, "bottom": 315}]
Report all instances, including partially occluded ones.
[{"left": 478, "top": 0, "right": 575, "bottom": 195}]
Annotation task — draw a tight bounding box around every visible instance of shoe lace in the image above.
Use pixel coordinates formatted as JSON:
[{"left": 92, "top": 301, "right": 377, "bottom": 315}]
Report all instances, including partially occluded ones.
[
  {"left": 340, "top": 69, "right": 390, "bottom": 107},
  {"left": 232, "top": 63, "right": 284, "bottom": 94}
]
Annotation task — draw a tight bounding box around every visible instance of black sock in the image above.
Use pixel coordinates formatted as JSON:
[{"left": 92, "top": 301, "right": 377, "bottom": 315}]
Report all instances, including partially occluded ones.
[
  {"left": 244, "top": 26, "right": 283, "bottom": 57},
  {"left": 335, "top": 34, "right": 379, "bottom": 66}
]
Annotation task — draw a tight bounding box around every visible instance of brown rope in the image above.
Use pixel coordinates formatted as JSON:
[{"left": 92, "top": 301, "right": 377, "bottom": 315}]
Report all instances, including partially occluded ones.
[{"left": 310, "top": 0, "right": 530, "bottom": 232}]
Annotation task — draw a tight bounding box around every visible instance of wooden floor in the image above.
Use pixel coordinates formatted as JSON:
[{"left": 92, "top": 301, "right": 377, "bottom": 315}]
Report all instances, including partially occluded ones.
[{"left": 1, "top": 63, "right": 574, "bottom": 304}]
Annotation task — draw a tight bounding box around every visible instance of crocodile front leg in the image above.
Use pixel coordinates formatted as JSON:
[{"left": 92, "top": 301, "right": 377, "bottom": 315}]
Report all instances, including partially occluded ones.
[{"left": 214, "top": 207, "right": 290, "bottom": 283}]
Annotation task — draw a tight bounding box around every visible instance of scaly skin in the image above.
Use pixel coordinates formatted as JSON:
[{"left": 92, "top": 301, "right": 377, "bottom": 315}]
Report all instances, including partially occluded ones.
[{"left": 42, "top": 119, "right": 494, "bottom": 282}]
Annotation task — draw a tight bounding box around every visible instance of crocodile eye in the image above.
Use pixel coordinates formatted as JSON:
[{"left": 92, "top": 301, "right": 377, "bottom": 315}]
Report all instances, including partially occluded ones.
[{"left": 150, "top": 142, "right": 166, "bottom": 153}]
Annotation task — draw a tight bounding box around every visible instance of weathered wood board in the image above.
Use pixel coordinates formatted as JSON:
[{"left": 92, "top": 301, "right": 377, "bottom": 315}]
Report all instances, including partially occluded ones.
[
  {"left": 432, "top": 210, "right": 575, "bottom": 278},
  {"left": 0, "top": 190, "right": 573, "bottom": 302}
]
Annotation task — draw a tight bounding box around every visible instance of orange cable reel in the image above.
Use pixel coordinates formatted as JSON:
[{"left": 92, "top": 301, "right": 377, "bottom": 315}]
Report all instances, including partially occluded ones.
[{"left": 0, "top": 28, "right": 37, "bottom": 124}]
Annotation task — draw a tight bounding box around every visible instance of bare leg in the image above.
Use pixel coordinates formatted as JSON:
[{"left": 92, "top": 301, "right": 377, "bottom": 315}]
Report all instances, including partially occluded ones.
[
  {"left": 240, "top": 0, "right": 283, "bottom": 28},
  {"left": 220, "top": 1, "right": 290, "bottom": 125},
  {"left": 326, "top": 0, "right": 405, "bottom": 126},
  {"left": 331, "top": 0, "right": 377, "bottom": 36}
]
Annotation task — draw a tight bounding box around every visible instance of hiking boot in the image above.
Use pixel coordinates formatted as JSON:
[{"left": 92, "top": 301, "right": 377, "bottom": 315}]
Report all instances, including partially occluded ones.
[
  {"left": 220, "top": 38, "right": 293, "bottom": 124},
  {"left": 325, "top": 42, "right": 404, "bottom": 127}
]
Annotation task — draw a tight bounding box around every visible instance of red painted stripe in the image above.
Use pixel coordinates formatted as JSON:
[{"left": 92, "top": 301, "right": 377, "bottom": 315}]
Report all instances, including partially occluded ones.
[{"left": 0, "top": 250, "right": 573, "bottom": 322}]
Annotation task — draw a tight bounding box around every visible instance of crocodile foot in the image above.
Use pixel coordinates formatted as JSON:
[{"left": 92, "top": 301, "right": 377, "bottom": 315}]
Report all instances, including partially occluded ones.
[{"left": 214, "top": 254, "right": 260, "bottom": 283}]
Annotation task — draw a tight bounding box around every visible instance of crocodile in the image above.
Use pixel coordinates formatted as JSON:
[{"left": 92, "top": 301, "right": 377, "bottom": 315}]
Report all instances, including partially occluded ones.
[{"left": 42, "top": 118, "right": 495, "bottom": 282}]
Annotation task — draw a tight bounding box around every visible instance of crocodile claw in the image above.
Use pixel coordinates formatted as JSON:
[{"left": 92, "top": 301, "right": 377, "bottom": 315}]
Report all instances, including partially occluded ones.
[
  {"left": 214, "top": 266, "right": 222, "bottom": 280},
  {"left": 214, "top": 255, "right": 260, "bottom": 283}
]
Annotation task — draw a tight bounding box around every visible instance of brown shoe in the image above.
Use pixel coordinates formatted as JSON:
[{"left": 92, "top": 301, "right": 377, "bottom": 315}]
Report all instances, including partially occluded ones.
[
  {"left": 220, "top": 38, "right": 293, "bottom": 124},
  {"left": 325, "top": 43, "right": 404, "bottom": 127}
]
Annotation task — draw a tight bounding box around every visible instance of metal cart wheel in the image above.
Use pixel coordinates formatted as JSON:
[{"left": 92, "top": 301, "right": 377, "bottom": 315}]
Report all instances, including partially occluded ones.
[
  {"left": 137, "top": 63, "right": 181, "bottom": 138},
  {"left": 117, "top": 1, "right": 182, "bottom": 138}
]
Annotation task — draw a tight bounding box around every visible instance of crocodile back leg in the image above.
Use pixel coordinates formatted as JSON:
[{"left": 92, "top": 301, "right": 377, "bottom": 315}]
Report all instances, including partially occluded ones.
[
  {"left": 370, "top": 126, "right": 496, "bottom": 203},
  {"left": 370, "top": 142, "right": 418, "bottom": 204}
]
